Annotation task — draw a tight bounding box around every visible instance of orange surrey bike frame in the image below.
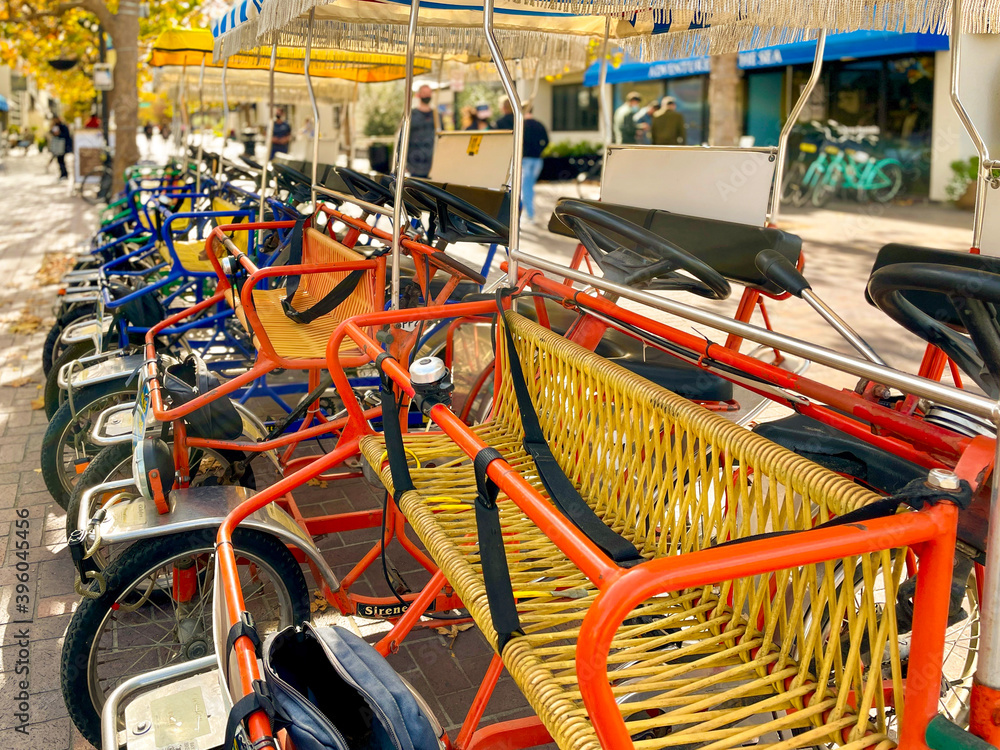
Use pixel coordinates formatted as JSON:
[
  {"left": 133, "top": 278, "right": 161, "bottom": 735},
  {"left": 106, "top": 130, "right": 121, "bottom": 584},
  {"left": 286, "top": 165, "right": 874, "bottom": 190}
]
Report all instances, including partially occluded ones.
[
  {"left": 211, "top": 292, "right": 969, "bottom": 750},
  {"left": 137, "top": 221, "right": 480, "bottom": 619}
]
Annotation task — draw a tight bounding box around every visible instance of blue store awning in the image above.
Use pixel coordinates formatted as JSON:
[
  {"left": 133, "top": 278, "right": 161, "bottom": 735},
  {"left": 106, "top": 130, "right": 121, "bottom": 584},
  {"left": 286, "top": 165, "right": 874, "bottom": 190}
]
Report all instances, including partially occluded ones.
[
  {"left": 738, "top": 30, "right": 948, "bottom": 69},
  {"left": 583, "top": 30, "right": 948, "bottom": 86},
  {"left": 0, "top": 95, "right": 8, "bottom": 113},
  {"left": 583, "top": 55, "right": 709, "bottom": 86}
]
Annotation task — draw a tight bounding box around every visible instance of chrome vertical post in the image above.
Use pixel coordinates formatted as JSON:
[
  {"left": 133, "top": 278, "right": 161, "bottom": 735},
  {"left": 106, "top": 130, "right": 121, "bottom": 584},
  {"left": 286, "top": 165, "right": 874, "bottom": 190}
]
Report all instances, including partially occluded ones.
[
  {"left": 950, "top": 0, "right": 991, "bottom": 250},
  {"left": 304, "top": 8, "right": 321, "bottom": 207},
  {"left": 598, "top": 17, "right": 611, "bottom": 145},
  {"left": 389, "top": 0, "right": 421, "bottom": 310},
  {"left": 220, "top": 56, "right": 229, "bottom": 184},
  {"left": 768, "top": 28, "right": 825, "bottom": 227},
  {"left": 259, "top": 43, "right": 278, "bottom": 228},
  {"left": 483, "top": 0, "right": 522, "bottom": 285},
  {"left": 195, "top": 55, "right": 206, "bottom": 194}
]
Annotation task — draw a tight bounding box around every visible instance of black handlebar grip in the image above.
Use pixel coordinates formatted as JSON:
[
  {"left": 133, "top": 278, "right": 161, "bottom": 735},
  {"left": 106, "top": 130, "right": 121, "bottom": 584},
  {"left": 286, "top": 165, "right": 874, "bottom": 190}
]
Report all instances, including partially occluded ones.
[{"left": 755, "top": 250, "right": 811, "bottom": 297}]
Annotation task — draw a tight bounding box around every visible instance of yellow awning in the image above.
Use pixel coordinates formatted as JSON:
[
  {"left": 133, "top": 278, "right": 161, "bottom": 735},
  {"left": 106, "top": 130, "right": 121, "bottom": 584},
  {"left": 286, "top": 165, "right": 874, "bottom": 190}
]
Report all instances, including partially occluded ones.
[{"left": 149, "top": 28, "right": 432, "bottom": 83}]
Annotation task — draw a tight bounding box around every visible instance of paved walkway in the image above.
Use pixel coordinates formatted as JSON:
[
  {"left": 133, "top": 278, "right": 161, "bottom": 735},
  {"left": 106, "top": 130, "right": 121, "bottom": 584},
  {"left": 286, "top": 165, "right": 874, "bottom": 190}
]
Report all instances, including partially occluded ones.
[
  {"left": 0, "top": 151, "right": 977, "bottom": 749},
  {"left": 0, "top": 152, "right": 100, "bottom": 749}
]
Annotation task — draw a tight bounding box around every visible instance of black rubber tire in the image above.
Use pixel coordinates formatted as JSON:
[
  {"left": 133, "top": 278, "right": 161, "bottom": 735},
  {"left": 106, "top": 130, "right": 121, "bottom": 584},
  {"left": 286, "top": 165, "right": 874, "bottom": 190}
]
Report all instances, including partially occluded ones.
[
  {"left": 43, "top": 307, "right": 97, "bottom": 377},
  {"left": 44, "top": 339, "right": 99, "bottom": 420},
  {"left": 61, "top": 527, "right": 310, "bottom": 747},
  {"left": 781, "top": 161, "right": 809, "bottom": 208},
  {"left": 65, "top": 440, "right": 257, "bottom": 540},
  {"left": 40, "top": 381, "right": 135, "bottom": 511}
]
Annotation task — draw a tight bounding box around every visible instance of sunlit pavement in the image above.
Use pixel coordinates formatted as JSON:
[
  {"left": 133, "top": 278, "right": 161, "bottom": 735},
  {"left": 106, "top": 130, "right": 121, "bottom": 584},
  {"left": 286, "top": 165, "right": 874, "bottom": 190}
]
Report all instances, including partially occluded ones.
[{"left": 0, "top": 149, "right": 976, "bottom": 748}]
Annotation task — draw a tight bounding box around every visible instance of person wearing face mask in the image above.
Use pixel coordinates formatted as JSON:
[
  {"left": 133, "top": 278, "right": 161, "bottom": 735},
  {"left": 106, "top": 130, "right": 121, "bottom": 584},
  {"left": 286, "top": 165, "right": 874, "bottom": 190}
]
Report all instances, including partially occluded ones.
[
  {"left": 407, "top": 84, "right": 437, "bottom": 178},
  {"left": 613, "top": 91, "right": 643, "bottom": 144}
]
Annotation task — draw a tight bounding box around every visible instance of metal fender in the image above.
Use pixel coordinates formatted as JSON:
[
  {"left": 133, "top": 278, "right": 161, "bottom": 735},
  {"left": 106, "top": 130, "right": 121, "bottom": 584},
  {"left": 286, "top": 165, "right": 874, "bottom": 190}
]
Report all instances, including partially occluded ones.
[{"left": 79, "top": 482, "right": 340, "bottom": 593}]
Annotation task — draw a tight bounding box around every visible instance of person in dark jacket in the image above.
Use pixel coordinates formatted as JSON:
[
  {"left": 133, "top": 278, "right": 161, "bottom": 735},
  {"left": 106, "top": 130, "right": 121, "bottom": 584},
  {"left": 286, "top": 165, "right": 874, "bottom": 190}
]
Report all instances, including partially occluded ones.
[
  {"left": 494, "top": 98, "right": 549, "bottom": 223},
  {"left": 407, "top": 84, "right": 437, "bottom": 178},
  {"left": 49, "top": 116, "right": 73, "bottom": 180},
  {"left": 651, "top": 96, "right": 686, "bottom": 145}
]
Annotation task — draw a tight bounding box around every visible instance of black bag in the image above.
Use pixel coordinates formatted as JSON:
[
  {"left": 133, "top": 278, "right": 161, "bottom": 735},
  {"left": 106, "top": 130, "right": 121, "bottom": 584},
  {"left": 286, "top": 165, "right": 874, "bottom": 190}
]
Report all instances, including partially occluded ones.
[
  {"left": 161, "top": 355, "right": 243, "bottom": 440},
  {"left": 258, "top": 623, "right": 441, "bottom": 750}
]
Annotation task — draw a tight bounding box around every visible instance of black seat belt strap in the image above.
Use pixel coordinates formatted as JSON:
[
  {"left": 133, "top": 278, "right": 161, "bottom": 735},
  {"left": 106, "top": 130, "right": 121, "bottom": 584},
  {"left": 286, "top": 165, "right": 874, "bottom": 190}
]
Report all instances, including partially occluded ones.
[
  {"left": 474, "top": 446, "right": 523, "bottom": 654},
  {"left": 499, "top": 309, "right": 644, "bottom": 567},
  {"left": 281, "top": 269, "right": 367, "bottom": 324},
  {"left": 224, "top": 679, "right": 279, "bottom": 750},
  {"left": 377, "top": 369, "right": 415, "bottom": 496}
]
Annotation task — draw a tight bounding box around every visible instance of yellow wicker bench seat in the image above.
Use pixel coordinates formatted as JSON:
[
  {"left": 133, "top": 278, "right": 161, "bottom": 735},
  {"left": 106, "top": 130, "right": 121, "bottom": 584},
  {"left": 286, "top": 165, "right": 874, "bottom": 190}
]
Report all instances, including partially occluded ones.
[
  {"left": 223, "top": 227, "right": 377, "bottom": 362},
  {"left": 360, "top": 313, "right": 910, "bottom": 750}
]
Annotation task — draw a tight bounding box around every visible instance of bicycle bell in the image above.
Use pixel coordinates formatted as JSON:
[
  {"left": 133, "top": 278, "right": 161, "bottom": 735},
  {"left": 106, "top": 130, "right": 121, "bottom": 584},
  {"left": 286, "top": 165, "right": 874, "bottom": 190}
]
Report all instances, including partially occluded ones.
[{"left": 410, "top": 356, "right": 453, "bottom": 415}]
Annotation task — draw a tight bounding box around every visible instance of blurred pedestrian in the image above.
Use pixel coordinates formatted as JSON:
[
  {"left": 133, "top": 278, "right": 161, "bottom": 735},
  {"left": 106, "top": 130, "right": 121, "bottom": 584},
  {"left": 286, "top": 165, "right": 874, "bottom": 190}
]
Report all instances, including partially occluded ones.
[
  {"left": 143, "top": 122, "right": 154, "bottom": 144},
  {"left": 459, "top": 106, "right": 476, "bottom": 130},
  {"left": 466, "top": 102, "right": 492, "bottom": 131},
  {"left": 85, "top": 113, "right": 101, "bottom": 129},
  {"left": 270, "top": 108, "right": 292, "bottom": 158},
  {"left": 407, "top": 84, "right": 436, "bottom": 178},
  {"left": 634, "top": 102, "right": 657, "bottom": 144},
  {"left": 651, "top": 96, "right": 686, "bottom": 145},
  {"left": 613, "top": 91, "right": 642, "bottom": 144},
  {"left": 49, "top": 116, "right": 72, "bottom": 180},
  {"left": 520, "top": 103, "right": 549, "bottom": 224},
  {"left": 494, "top": 97, "right": 514, "bottom": 129}
]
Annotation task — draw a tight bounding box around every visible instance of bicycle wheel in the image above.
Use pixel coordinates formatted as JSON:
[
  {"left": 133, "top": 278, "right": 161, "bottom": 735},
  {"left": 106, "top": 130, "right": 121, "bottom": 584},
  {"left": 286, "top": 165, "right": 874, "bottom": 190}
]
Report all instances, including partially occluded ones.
[
  {"left": 866, "top": 160, "right": 905, "bottom": 203},
  {"left": 781, "top": 161, "right": 809, "bottom": 207},
  {"left": 40, "top": 381, "right": 136, "bottom": 510},
  {"left": 811, "top": 164, "right": 843, "bottom": 207},
  {"left": 80, "top": 165, "right": 108, "bottom": 204},
  {"left": 61, "top": 527, "right": 310, "bottom": 746},
  {"left": 43, "top": 339, "right": 99, "bottom": 420}
]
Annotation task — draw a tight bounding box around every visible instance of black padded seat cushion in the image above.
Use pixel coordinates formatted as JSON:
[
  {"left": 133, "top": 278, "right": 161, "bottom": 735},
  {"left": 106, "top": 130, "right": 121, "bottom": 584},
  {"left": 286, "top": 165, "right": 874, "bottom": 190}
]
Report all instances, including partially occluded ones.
[
  {"left": 753, "top": 413, "right": 926, "bottom": 494},
  {"left": 865, "top": 244, "right": 1000, "bottom": 328},
  {"left": 547, "top": 198, "right": 801, "bottom": 295}
]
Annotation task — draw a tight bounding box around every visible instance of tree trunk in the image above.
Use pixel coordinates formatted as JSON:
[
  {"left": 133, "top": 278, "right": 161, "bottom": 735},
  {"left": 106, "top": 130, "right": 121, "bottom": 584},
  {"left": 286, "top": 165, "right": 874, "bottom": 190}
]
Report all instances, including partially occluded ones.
[
  {"left": 107, "top": 7, "right": 140, "bottom": 195},
  {"left": 708, "top": 53, "right": 743, "bottom": 147}
]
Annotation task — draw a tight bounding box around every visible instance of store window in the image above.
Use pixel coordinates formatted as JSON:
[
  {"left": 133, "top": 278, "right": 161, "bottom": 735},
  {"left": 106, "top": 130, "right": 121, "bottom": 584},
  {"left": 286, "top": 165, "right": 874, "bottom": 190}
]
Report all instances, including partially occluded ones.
[
  {"left": 665, "top": 75, "right": 708, "bottom": 145},
  {"left": 551, "top": 83, "right": 599, "bottom": 132}
]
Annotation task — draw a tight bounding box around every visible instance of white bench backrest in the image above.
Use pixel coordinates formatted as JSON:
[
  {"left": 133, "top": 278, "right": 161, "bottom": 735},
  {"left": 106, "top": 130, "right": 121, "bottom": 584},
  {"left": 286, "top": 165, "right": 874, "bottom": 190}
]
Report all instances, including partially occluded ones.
[
  {"left": 600, "top": 145, "right": 777, "bottom": 227},
  {"left": 428, "top": 130, "right": 513, "bottom": 190},
  {"left": 978, "top": 183, "right": 1000, "bottom": 254}
]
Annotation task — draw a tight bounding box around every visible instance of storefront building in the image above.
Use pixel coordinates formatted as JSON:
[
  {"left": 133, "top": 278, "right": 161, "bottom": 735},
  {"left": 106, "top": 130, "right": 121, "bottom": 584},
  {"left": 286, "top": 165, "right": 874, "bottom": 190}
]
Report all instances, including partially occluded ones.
[{"left": 537, "top": 30, "right": 955, "bottom": 198}]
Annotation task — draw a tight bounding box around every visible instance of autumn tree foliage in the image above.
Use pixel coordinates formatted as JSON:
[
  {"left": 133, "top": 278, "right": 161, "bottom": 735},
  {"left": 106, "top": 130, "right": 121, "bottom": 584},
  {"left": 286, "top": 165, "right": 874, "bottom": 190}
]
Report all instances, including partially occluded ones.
[{"left": 1, "top": 0, "right": 202, "bottom": 192}]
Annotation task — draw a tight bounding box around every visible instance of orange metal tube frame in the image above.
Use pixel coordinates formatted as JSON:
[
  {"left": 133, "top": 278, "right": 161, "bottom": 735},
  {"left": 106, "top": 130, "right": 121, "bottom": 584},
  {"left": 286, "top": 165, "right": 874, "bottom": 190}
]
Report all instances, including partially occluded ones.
[{"left": 321, "top": 298, "right": 967, "bottom": 750}]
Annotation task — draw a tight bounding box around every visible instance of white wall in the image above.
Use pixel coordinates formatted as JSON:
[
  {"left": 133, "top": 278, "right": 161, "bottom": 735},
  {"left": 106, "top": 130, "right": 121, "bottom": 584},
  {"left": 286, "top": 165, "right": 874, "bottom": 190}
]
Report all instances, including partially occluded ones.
[{"left": 930, "top": 37, "right": 1000, "bottom": 202}]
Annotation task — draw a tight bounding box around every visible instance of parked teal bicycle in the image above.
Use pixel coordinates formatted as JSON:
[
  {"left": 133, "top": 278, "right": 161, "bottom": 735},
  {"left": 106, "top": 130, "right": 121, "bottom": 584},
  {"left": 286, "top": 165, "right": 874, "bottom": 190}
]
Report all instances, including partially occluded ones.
[{"left": 782, "top": 121, "right": 906, "bottom": 208}]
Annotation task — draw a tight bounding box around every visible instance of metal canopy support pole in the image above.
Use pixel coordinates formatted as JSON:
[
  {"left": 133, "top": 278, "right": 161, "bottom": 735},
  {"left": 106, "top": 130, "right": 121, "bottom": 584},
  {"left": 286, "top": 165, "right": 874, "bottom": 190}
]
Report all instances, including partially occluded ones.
[
  {"left": 389, "top": 0, "right": 421, "bottom": 310},
  {"left": 195, "top": 56, "right": 206, "bottom": 194},
  {"left": 259, "top": 43, "right": 278, "bottom": 227},
  {"left": 598, "top": 17, "right": 611, "bottom": 145},
  {"left": 220, "top": 57, "right": 229, "bottom": 184},
  {"left": 304, "top": 8, "right": 320, "bottom": 207},
  {"left": 950, "top": 0, "right": 992, "bottom": 250},
  {"left": 767, "top": 28, "right": 825, "bottom": 227},
  {"left": 483, "top": 0, "right": 523, "bottom": 285},
  {"left": 178, "top": 62, "right": 187, "bottom": 159}
]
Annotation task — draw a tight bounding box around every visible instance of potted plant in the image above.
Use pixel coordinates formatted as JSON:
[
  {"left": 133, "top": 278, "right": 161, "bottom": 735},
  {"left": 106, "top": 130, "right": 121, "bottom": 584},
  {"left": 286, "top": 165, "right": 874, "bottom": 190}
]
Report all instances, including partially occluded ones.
[
  {"left": 541, "top": 140, "right": 603, "bottom": 181},
  {"left": 947, "top": 156, "right": 979, "bottom": 209}
]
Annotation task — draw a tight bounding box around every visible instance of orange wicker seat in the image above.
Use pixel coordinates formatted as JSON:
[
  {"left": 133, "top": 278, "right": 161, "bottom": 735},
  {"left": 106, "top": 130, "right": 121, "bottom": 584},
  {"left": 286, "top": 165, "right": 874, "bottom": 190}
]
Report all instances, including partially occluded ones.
[{"left": 228, "top": 227, "right": 377, "bottom": 364}]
